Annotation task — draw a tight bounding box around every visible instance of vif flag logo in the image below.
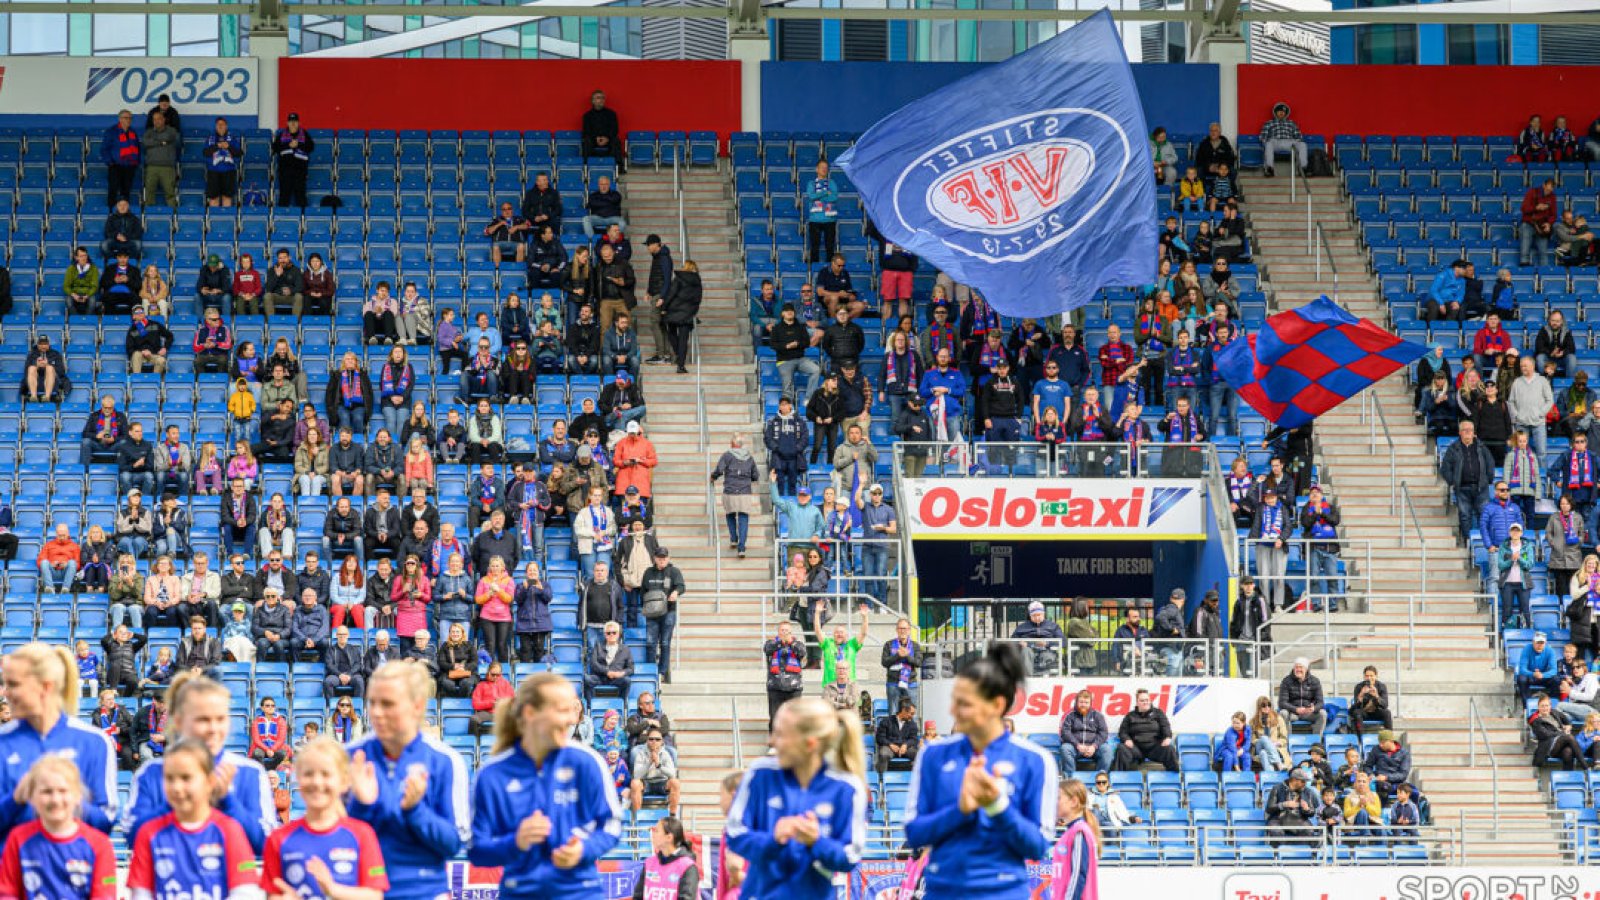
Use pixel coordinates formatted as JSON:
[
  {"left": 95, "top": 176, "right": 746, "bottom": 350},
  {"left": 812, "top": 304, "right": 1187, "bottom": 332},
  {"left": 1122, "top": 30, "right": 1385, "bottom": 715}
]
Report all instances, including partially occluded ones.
[
  {"left": 899, "top": 109, "right": 1132, "bottom": 264},
  {"left": 85, "top": 68, "right": 123, "bottom": 102},
  {"left": 837, "top": 7, "right": 1155, "bottom": 319}
]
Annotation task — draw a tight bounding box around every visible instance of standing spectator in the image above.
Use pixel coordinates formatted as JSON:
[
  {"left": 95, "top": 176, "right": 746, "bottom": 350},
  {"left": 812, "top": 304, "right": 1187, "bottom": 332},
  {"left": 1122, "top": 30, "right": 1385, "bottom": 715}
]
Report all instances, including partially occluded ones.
[
  {"left": 639, "top": 547, "right": 683, "bottom": 681},
  {"left": 1259, "top": 101, "right": 1307, "bottom": 177},
  {"left": 874, "top": 698, "right": 921, "bottom": 777},
  {"left": 1057, "top": 689, "right": 1115, "bottom": 774},
  {"left": 1508, "top": 354, "right": 1553, "bottom": 461},
  {"left": 711, "top": 433, "right": 760, "bottom": 558},
  {"left": 661, "top": 260, "right": 702, "bottom": 374},
  {"left": 642, "top": 236, "right": 674, "bottom": 363},
  {"left": 202, "top": 117, "right": 242, "bottom": 207},
  {"left": 804, "top": 161, "right": 839, "bottom": 264},
  {"left": 142, "top": 110, "right": 180, "bottom": 206},
  {"left": 270, "top": 113, "right": 314, "bottom": 207},
  {"left": 1113, "top": 688, "right": 1179, "bottom": 771},
  {"left": 101, "top": 198, "right": 144, "bottom": 259},
  {"left": 859, "top": 484, "right": 897, "bottom": 603},
  {"left": 583, "top": 173, "right": 626, "bottom": 239},
  {"left": 762, "top": 622, "right": 807, "bottom": 730},
  {"left": 100, "top": 109, "right": 140, "bottom": 207},
  {"left": 514, "top": 561, "right": 553, "bottom": 663},
  {"left": 765, "top": 397, "right": 809, "bottom": 497},
  {"left": 1278, "top": 658, "right": 1326, "bottom": 735},
  {"left": 1480, "top": 479, "right": 1525, "bottom": 555},
  {"left": 1300, "top": 486, "right": 1342, "bottom": 609},
  {"left": 880, "top": 617, "right": 923, "bottom": 714},
  {"left": 581, "top": 91, "right": 624, "bottom": 169},
  {"left": 1495, "top": 522, "right": 1536, "bottom": 628},
  {"left": 325, "top": 353, "right": 374, "bottom": 438},
  {"left": 1520, "top": 178, "right": 1559, "bottom": 267},
  {"left": 594, "top": 242, "right": 636, "bottom": 334},
  {"left": 1250, "top": 490, "right": 1290, "bottom": 612},
  {"left": 1441, "top": 421, "right": 1494, "bottom": 546}
]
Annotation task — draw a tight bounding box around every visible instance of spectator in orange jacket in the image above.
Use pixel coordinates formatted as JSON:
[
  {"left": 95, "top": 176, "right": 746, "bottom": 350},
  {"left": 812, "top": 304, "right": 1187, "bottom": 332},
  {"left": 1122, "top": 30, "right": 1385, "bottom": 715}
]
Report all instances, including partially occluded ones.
[
  {"left": 613, "top": 422, "right": 658, "bottom": 500},
  {"left": 38, "top": 523, "right": 82, "bottom": 595}
]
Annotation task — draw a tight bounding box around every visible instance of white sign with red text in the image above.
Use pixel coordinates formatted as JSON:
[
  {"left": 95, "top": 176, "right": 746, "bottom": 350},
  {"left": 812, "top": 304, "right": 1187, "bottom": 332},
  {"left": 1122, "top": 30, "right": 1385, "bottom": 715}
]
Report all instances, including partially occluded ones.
[
  {"left": 923, "top": 677, "right": 1270, "bottom": 735},
  {"left": 901, "top": 478, "right": 1206, "bottom": 539}
]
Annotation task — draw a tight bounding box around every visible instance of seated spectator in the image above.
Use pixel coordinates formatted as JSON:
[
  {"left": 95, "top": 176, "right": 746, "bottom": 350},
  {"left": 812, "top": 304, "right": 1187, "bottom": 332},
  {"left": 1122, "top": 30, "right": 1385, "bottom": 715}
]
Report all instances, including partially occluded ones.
[
  {"left": 92, "top": 688, "right": 136, "bottom": 771},
  {"left": 1265, "top": 769, "right": 1317, "bottom": 847},
  {"left": 527, "top": 225, "right": 566, "bottom": 291},
  {"left": 1278, "top": 658, "right": 1326, "bottom": 735},
  {"left": 1473, "top": 312, "right": 1513, "bottom": 373},
  {"left": 1556, "top": 210, "right": 1598, "bottom": 267},
  {"left": 134, "top": 691, "right": 169, "bottom": 761},
  {"left": 468, "top": 661, "right": 512, "bottom": 735},
  {"left": 1087, "top": 773, "right": 1142, "bottom": 830},
  {"left": 192, "top": 308, "right": 234, "bottom": 374},
  {"left": 1529, "top": 693, "right": 1583, "bottom": 770},
  {"left": 176, "top": 615, "right": 221, "bottom": 677},
  {"left": 152, "top": 492, "right": 190, "bottom": 560},
  {"left": 871, "top": 696, "right": 923, "bottom": 780},
  {"left": 363, "top": 281, "right": 399, "bottom": 345},
  {"left": 249, "top": 695, "right": 291, "bottom": 771},
  {"left": 483, "top": 201, "right": 531, "bottom": 264},
  {"left": 1176, "top": 165, "right": 1205, "bottom": 213},
  {"left": 464, "top": 398, "right": 504, "bottom": 464},
  {"left": 567, "top": 304, "right": 603, "bottom": 374},
  {"left": 458, "top": 337, "right": 499, "bottom": 403},
  {"left": 1364, "top": 729, "right": 1411, "bottom": 801},
  {"left": 595, "top": 222, "right": 633, "bottom": 265},
  {"left": 23, "top": 335, "right": 68, "bottom": 404},
  {"left": 289, "top": 588, "right": 330, "bottom": 662},
  {"left": 1537, "top": 311, "right": 1577, "bottom": 380},
  {"left": 1521, "top": 178, "right": 1559, "bottom": 267},
  {"left": 1057, "top": 689, "right": 1114, "bottom": 773},
  {"left": 1518, "top": 632, "right": 1562, "bottom": 701},
  {"left": 263, "top": 248, "right": 303, "bottom": 317},
  {"left": 436, "top": 621, "right": 479, "bottom": 698},
  {"left": 231, "top": 253, "right": 262, "bottom": 316},
  {"left": 195, "top": 254, "right": 231, "bottom": 315},
  {"left": 1350, "top": 665, "right": 1393, "bottom": 737},
  {"left": 629, "top": 727, "right": 680, "bottom": 814},
  {"left": 139, "top": 265, "right": 171, "bottom": 318},
  {"left": 101, "top": 198, "right": 144, "bottom": 259},
  {"left": 1110, "top": 608, "right": 1148, "bottom": 676},
  {"left": 1011, "top": 600, "right": 1066, "bottom": 676},
  {"left": 141, "top": 553, "right": 184, "bottom": 629},
  {"left": 584, "top": 620, "right": 633, "bottom": 705},
  {"left": 601, "top": 370, "right": 647, "bottom": 432},
  {"left": 99, "top": 250, "right": 139, "bottom": 315},
  {"left": 583, "top": 173, "right": 625, "bottom": 238},
  {"left": 1214, "top": 711, "right": 1252, "bottom": 772},
  {"left": 37, "top": 523, "right": 80, "bottom": 596},
  {"left": 1516, "top": 114, "right": 1549, "bottom": 162},
  {"left": 521, "top": 170, "right": 561, "bottom": 235},
  {"left": 815, "top": 254, "right": 863, "bottom": 320},
  {"left": 1259, "top": 101, "right": 1307, "bottom": 176},
  {"left": 302, "top": 252, "right": 336, "bottom": 315},
  {"left": 1113, "top": 688, "right": 1179, "bottom": 772},
  {"left": 64, "top": 246, "right": 100, "bottom": 315}
]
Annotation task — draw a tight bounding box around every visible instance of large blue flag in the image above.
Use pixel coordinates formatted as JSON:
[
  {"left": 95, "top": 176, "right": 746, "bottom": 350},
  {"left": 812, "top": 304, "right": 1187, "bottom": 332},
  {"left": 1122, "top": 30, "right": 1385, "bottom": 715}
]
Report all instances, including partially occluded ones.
[
  {"left": 1216, "top": 297, "right": 1427, "bottom": 429},
  {"left": 836, "top": 8, "right": 1155, "bottom": 319}
]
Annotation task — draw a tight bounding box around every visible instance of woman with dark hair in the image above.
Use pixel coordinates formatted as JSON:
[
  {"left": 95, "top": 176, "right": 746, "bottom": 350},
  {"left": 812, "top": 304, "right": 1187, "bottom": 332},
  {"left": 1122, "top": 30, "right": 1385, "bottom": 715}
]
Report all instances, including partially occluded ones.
[
  {"left": 905, "top": 642, "right": 1055, "bottom": 899},
  {"left": 632, "top": 815, "right": 699, "bottom": 900}
]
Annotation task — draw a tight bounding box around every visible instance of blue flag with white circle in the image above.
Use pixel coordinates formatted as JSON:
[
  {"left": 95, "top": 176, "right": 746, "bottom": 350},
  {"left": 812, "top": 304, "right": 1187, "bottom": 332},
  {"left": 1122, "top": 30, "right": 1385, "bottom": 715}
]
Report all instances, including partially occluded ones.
[{"left": 836, "top": 8, "right": 1156, "bottom": 318}]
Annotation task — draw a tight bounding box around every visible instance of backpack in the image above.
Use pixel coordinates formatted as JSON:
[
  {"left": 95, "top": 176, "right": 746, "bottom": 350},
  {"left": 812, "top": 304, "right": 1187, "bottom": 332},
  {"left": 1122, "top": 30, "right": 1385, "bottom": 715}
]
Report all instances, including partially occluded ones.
[{"left": 1305, "top": 148, "right": 1334, "bottom": 178}]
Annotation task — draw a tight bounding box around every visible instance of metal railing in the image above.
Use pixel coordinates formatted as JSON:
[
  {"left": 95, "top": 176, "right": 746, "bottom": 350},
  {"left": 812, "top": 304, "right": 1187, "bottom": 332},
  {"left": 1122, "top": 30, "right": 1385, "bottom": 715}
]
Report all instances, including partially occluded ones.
[
  {"left": 1466, "top": 697, "right": 1500, "bottom": 814},
  {"left": 1263, "top": 629, "right": 1406, "bottom": 716},
  {"left": 1235, "top": 535, "right": 1372, "bottom": 613},
  {"left": 1397, "top": 482, "right": 1429, "bottom": 596},
  {"left": 773, "top": 535, "right": 901, "bottom": 605},
  {"left": 730, "top": 695, "right": 744, "bottom": 770},
  {"left": 890, "top": 440, "right": 1229, "bottom": 480},
  {"left": 1258, "top": 590, "right": 1494, "bottom": 678},
  {"left": 926, "top": 635, "right": 1260, "bottom": 679},
  {"left": 1315, "top": 223, "right": 1340, "bottom": 305},
  {"left": 1359, "top": 388, "right": 1398, "bottom": 516}
]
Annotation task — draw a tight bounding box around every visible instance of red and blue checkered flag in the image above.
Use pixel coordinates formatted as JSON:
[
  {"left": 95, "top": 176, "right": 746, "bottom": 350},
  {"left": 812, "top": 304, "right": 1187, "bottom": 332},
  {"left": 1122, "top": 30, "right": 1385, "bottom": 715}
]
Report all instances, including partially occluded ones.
[{"left": 1216, "top": 297, "right": 1426, "bottom": 429}]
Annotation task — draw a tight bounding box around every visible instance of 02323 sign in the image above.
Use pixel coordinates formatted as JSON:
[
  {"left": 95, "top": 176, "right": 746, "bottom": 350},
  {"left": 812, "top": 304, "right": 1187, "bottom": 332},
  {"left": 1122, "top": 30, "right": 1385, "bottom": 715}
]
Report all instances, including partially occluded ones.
[{"left": 0, "top": 57, "right": 258, "bottom": 117}]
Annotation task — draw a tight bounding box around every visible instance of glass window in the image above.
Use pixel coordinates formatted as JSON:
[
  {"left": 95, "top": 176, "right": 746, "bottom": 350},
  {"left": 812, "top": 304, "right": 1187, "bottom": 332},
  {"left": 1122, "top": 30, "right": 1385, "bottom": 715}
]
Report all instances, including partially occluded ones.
[
  {"left": 10, "top": 13, "right": 69, "bottom": 55},
  {"left": 1354, "top": 24, "right": 1415, "bottom": 64}
]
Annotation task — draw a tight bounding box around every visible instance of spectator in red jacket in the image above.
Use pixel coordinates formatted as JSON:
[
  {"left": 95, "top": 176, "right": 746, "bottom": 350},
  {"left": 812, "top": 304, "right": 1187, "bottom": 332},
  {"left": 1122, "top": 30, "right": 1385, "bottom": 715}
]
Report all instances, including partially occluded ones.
[
  {"left": 232, "top": 252, "right": 264, "bottom": 315},
  {"left": 1521, "top": 178, "right": 1559, "bottom": 267},
  {"left": 468, "top": 661, "right": 514, "bottom": 735},
  {"left": 248, "top": 695, "right": 291, "bottom": 770},
  {"left": 1473, "top": 312, "right": 1514, "bottom": 373}
]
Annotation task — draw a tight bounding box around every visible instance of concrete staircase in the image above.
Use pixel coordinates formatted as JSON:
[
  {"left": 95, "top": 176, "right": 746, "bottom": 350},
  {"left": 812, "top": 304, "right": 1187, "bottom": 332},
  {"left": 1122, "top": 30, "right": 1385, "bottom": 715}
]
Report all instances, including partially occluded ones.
[
  {"left": 1241, "top": 172, "right": 1561, "bottom": 864},
  {"left": 621, "top": 170, "right": 776, "bottom": 818}
]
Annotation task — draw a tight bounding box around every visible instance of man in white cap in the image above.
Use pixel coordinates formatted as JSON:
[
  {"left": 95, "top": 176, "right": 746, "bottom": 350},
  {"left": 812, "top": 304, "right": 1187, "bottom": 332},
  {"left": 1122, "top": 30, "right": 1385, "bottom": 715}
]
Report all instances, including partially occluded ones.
[
  {"left": 859, "top": 484, "right": 898, "bottom": 604},
  {"left": 1010, "top": 600, "right": 1066, "bottom": 676}
]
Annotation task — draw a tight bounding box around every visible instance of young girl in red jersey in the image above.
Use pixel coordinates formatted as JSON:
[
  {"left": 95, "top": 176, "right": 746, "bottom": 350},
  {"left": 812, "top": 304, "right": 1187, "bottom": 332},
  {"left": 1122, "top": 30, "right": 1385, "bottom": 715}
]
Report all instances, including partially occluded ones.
[
  {"left": 127, "top": 740, "right": 262, "bottom": 900},
  {"left": 0, "top": 757, "right": 117, "bottom": 900},
  {"left": 263, "top": 739, "right": 387, "bottom": 900}
]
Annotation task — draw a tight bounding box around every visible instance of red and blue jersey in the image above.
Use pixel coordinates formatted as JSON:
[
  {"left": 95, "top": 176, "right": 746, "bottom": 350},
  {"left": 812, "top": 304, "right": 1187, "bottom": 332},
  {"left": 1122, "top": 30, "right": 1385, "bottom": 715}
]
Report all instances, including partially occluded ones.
[
  {"left": 262, "top": 817, "right": 388, "bottom": 899},
  {"left": 0, "top": 820, "right": 117, "bottom": 900},
  {"left": 127, "top": 811, "right": 260, "bottom": 900}
]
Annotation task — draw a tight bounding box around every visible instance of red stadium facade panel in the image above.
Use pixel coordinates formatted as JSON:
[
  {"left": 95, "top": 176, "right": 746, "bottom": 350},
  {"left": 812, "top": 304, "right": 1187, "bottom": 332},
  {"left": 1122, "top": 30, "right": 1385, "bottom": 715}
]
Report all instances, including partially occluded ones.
[
  {"left": 277, "top": 58, "right": 742, "bottom": 135},
  {"left": 1237, "top": 64, "right": 1600, "bottom": 138}
]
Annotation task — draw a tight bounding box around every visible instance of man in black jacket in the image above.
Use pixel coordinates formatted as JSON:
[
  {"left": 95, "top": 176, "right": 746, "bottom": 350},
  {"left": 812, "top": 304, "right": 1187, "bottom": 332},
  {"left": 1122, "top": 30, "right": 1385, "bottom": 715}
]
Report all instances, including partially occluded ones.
[
  {"left": 584, "top": 173, "right": 625, "bottom": 238},
  {"left": 520, "top": 171, "right": 562, "bottom": 234},
  {"left": 471, "top": 508, "right": 521, "bottom": 575},
  {"left": 125, "top": 306, "right": 172, "bottom": 374},
  {"left": 639, "top": 547, "right": 685, "bottom": 683},
  {"left": 1440, "top": 420, "right": 1495, "bottom": 547},
  {"left": 578, "top": 560, "right": 624, "bottom": 655},
  {"left": 116, "top": 421, "right": 156, "bottom": 496},
  {"left": 323, "top": 495, "right": 364, "bottom": 563},
  {"left": 834, "top": 359, "right": 872, "bottom": 436},
  {"left": 978, "top": 356, "right": 1026, "bottom": 443},
  {"left": 874, "top": 698, "right": 921, "bottom": 775},
  {"left": 581, "top": 90, "right": 624, "bottom": 170},
  {"left": 820, "top": 306, "right": 865, "bottom": 369},
  {"left": 594, "top": 242, "right": 635, "bottom": 335},
  {"left": 322, "top": 626, "right": 366, "bottom": 698},
  {"left": 362, "top": 488, "right": 402, "bottom": 560},
  {"left": 1229, "top": 575, "right": 1270, "bottom": 677},
  {"left": 101, "top": 198, "right": 144, "bottom": 259},
  {"left": 881, "top": 617, "right": 924, "bottom": 714},
  {"left": 567, "top": 305, "right": 603, "bottom": 375},
  {"left": 644, "top": 236, "right": 674, "bottom": 363},
  {"left": 254, "top": 398, "right": 296, "bottom": 463},
  {"left": 1278, "top": 658, "right": 1327, "bottom": 734},
  {"left": 1113, "top": 688, "right": 1179, "bottom": 771},
  {"left": 769, "top": 304, "right": 821, "bottom": 403}
]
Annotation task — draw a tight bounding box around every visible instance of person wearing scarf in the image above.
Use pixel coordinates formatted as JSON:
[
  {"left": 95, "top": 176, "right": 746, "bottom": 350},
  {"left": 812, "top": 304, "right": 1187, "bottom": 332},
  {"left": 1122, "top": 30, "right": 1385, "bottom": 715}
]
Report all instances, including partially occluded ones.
[
  {"left": 1165, "top": 330, "right": 1201, "bottom": 410},
  {"left": 1066, "top": 385, "right": 1120, "bottom": 477},
  {"left": 921, "top": 306, "right": 959, "bottom": 364},
  {"left": 324, "top": 354, "right": 371, "bottom": 436},
  {"left": 1160, "top": 395, "right": 1207, "bottom": 480},
  {"left": 378, "top": 351, "right": 414, "bottom": 437},
  {"left": 1225, "top": 457, "right": 1257, "bottom": 528},
  {"left": 1118, "top": 401, "right": 1154, "bottom": 477},
  {"left": 1250, "top": 491, "right": 1290, "bottom": 611},
  {"left": 1300, "top": 486, "right": 1343, "bottom": 611},
  {"left": 459, "top": 341, "right": 500, "bottom": 403},
  {"left": 1552, "top": 432, "right": 1600, "bottom": 538},
  {"left": 881, "top": 334, "right": 925, "bottom": 426},
  {"left": 1548, "top": 497, "right": 1588, "bottom": 625},
  {"left": 960, "top": 292, "right": 1001, "bottom": 367},
  {"left": 917, "top": 347, "right": 968, "bottom": 462}
]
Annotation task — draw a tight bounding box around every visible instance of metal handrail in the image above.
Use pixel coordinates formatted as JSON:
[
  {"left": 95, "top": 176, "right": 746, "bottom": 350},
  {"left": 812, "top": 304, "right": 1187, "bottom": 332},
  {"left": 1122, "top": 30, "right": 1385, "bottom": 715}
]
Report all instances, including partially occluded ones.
[
  {"left": 1234, "top": 534, "right": 1374, "bottom": 608},
  {"left": 1263, "top": 628, "right": 1405, "bottom": 715},
  {"left": 730, "top": 695, "right": 744, "bottom": 770},
  {"left": 1315, "top": 222, "right": 1340, "bottom": 305},
  {"left": 1398, "top": 481, "right": 1429, "bottom": 597},
  {"left": 1466, "top": 697, "right": 1500, "bottom": 820},
  {"left": 1360, "top": 389, "right": 1398, "bottom": 517}
]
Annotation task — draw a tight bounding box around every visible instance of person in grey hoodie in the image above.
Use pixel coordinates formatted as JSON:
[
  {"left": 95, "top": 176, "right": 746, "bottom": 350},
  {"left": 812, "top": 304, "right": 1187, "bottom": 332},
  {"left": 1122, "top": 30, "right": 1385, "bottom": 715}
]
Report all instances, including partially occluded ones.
[
  {"left": 711, "top": 432, "right": 760, "bottom": 557},
  {"left": 141, "top": 109, "right": 180, "bottom": 207},
  {"left": 1507, "top": 353, "right": 1555, "bottom": 462}
]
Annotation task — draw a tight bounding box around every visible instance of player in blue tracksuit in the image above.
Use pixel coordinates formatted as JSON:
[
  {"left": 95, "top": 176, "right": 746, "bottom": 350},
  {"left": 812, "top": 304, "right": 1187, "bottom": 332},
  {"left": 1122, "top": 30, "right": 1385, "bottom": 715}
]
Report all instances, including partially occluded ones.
[
  {"left": 346, "top": 661, "right": 470, "bottom": 900},
  {"left": 725, "top": 696, "right": 868, "bottom": 900},
  {"left": 469, "top": 671, "right": 623, "bottom": 900},
  {"left": 0, "top": 645, "right": 118, "bottom": 842},
  {"left": 904, "top": 642, "right": 1057, "bottom": 900},
  {"left": 120, "top": 672, "right": 277, "bottom": 853}
]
